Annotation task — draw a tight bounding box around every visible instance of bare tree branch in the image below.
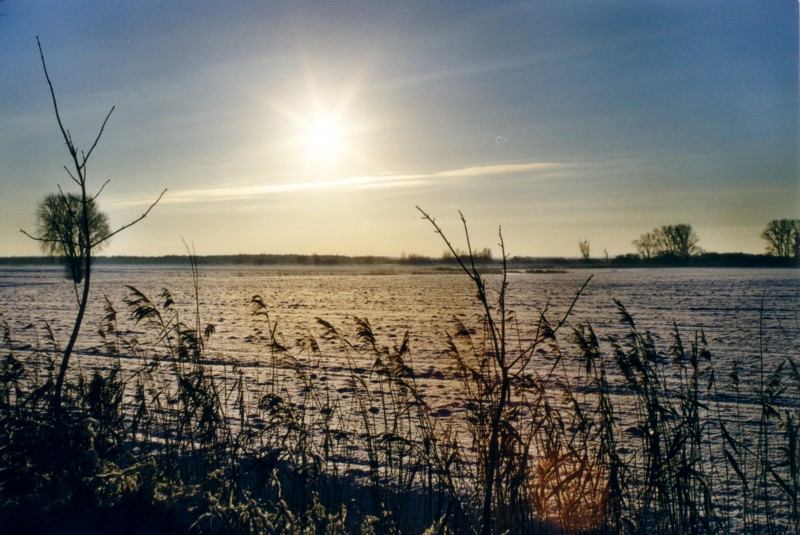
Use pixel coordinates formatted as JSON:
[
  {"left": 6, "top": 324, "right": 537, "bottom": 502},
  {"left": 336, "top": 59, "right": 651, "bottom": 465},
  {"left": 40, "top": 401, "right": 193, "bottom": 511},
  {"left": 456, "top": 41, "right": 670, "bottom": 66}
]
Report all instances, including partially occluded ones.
[
  {"left": 91, "top": 179, "right": 111, "bottom": 202},
  {"left": 416, "top": 206, "right": 474, "bottom": 280},
  {"left": 81, "top": 106, "right": 115, "bottom": 168},
  {"left": 459, "top": 211, "right": 480, "bottom": 280},
  {"left": 19, "top": 228, "right": 44, "bottom": 242},
  {"left": 92, "top": 188, "right": 167, "bottom": 247},
  {"left": 37, "top": 37, "right": 74, "bottom": 160},
  {"left": 64, "top": 166, "right": 79, "bottom": 185}
]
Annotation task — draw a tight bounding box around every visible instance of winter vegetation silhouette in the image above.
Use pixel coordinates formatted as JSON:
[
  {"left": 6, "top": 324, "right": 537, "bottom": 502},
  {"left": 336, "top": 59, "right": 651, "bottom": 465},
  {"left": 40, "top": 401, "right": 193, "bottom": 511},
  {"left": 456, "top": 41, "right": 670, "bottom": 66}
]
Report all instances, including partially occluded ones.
[
  {"left": 632, "top": 224, "right": 701, "bottom": 262},
  {"left": 33, "top": 192, "right": 110, "bottom": 284},
  {"left": 761, "top": 219, "right": 800, "bottom": 259},
  {"left": 578, "top": 239, "right": 591, "bottom": 262},
  {"left": 2, "top": 211, "right": 798, "bottom": 534},
  {"left": 18, "top": 38, "right": 165, "bottom": 415}
]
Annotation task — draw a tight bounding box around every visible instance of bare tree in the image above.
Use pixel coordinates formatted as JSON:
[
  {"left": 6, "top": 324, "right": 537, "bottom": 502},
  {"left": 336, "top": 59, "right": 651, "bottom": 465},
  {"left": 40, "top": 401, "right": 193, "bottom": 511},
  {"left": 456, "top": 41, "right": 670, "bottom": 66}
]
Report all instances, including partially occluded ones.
[
  {"left": 632, "top": 231, "right": 657, "bottom": 259},
  {"left": 634, "top": 224, "right": 700, "bottom": 261},
  {"left": 20, "top": 38, "right": 166, "bottom": 416},
  {"left": 579, "top": 239, "right": 590, "bottom": 261},
  {"left": 761, "top": 219, "right": 800, "bottom": 258},
  {"left": 659, "top": 224, "right": 700, "bottom": 260}
]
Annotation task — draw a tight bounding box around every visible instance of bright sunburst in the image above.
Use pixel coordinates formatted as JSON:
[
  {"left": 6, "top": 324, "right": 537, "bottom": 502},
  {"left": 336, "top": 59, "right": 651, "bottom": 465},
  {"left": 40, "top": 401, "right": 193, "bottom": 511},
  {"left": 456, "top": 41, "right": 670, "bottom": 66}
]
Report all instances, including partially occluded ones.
[
  {"left": 271, "top": 85, "right": 366, "bottom": 176},
  {"left": 304, "top": 114, "right": 346, "bottom": 163}
]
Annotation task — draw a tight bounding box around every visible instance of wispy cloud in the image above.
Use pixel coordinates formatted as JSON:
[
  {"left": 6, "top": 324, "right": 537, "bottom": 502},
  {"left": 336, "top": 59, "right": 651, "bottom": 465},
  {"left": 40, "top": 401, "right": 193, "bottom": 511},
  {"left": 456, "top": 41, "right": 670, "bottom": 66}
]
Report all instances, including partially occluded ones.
[
  {"left": 432, "top": 162, "right": 564, "bottom": 178},
  {"left": 108, "top": 161, "right": 566, "bottom": 207},
  {"left": 107, "top": 174, "right": 419, "bottom": 206}
]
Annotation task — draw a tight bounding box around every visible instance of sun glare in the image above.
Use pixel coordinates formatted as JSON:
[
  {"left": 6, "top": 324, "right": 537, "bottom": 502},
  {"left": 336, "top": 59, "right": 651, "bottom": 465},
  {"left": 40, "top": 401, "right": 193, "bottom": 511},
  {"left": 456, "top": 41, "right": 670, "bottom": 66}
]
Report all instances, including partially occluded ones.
[
  {"left": 271, "top": 82, "right": 368, "bottom": 176},
  {"left": 305, "top": 115, "right": 346, "bottom": 163}
]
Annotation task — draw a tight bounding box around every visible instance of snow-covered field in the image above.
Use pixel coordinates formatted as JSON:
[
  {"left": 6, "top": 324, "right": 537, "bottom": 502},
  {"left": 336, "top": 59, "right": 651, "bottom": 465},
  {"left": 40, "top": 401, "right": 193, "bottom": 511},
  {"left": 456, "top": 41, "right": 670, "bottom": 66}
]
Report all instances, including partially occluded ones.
[
  {"left": 3, "top": 264, "right": 797, "bottom": 438},
  {"left": 2, "top": 264, "right": 796, "bottom": 379}
]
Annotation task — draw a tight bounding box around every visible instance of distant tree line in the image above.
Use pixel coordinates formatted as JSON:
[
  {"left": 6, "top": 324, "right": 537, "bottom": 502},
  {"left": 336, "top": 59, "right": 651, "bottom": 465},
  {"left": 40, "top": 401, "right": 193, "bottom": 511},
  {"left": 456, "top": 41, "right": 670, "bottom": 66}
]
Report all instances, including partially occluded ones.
[
  {"left": 577, "top": 219, "right": 798, "bottom": 266},
  {"left": 8, "top": 221, "right": 798, "bottom": 270},
  {"left": 441, "top": 247, "right": 493, "bottom": 262}
]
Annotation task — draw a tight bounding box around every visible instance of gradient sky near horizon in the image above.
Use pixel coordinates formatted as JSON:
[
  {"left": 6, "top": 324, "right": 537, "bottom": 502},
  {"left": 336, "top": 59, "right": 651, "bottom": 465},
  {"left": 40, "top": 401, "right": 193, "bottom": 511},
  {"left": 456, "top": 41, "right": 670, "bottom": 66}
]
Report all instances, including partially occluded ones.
[{"left": 1, "top": 1, "right": 797, "bottom": 258}]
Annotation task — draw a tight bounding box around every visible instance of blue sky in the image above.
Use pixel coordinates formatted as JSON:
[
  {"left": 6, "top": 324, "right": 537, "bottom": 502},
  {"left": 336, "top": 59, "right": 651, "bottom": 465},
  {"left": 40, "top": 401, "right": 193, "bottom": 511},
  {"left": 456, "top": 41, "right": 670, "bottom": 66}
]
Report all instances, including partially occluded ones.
[{"left": 1, "top": 1, "right": 797, "bottom": 257}]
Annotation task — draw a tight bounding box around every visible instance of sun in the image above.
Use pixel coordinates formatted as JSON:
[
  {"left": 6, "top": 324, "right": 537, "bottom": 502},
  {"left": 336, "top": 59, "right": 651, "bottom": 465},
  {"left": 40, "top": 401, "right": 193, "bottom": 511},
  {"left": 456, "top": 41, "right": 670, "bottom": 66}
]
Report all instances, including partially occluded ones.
[
  {"left": 269, "top": 83, "right": 368, "bottom": 176},
  {"left": 304, "top": 114, "right": 346, "bottom": 163}
]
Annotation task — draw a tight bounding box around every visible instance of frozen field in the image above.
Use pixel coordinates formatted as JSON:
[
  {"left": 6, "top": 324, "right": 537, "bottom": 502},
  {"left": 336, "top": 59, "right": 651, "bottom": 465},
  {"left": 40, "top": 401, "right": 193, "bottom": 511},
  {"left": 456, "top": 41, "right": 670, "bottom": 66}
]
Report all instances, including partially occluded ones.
[
  {"left": 1, "top": 264, "right": 796, "bottom": 367},
  {"left": 1, "top": 264, "right": 797, "bottom": 420}
]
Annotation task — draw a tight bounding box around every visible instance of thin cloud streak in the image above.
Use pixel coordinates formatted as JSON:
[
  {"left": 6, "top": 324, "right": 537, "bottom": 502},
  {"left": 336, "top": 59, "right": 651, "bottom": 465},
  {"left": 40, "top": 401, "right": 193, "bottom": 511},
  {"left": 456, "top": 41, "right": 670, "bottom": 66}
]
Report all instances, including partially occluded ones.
[
  {"left": 433, "top": 162, "right": 564, "bottom": 178},
  {"left": 107, "top": 174, "right": 421, "bottom": 207},
  {"left": 108, "top": 161, "right": 567, "bottom": 207}
]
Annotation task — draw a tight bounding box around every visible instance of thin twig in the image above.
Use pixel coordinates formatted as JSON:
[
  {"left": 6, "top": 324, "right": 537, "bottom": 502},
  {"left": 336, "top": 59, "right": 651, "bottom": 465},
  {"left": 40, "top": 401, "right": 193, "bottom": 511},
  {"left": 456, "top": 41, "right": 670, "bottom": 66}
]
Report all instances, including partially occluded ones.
[
  {"left": 64, "top": 166, "right": 79, "bottom": 185},
  {"left": 91, "top": 179, "right": 111, "bottom": 202},
  {"left": 92, "top": 188, "right": 167, "bottom": 247},
  {"left": 554, "top": 275, "right": 593, "bottom": 333},
  {"left": 416, "top": 206, "right": 473, "bottom": 279},
  {"left": 81, "top": 106, "right": 115, "bottom": 168},
  {"left": 37, "top": 37, "right": 74, "bottom": 159}
]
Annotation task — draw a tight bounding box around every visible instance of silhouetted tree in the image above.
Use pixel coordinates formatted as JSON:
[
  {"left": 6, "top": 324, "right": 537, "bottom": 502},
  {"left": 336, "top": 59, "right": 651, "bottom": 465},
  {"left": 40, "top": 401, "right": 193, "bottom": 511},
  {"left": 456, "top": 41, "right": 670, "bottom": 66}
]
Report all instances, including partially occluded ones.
[
  {"left": 657, "top": 224, "right": 700, "bottom": 260},
  {"left": 634, "top": 224, "right": 700, "bottom": 261},
  {"left": 20, "top": 38, "right": 165, "bottom": 416},
  {"left": 35, "top": 192, "right": 110, "bottom": 283},
  {"left": 761, "top": 219, "right": 800, "bottom": 258},
  {"left": 579, "top": 239, "right": 590, "bottom": 261},
  {"left": 632, "top": 231, "right": 657, "bottom": 259}
]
